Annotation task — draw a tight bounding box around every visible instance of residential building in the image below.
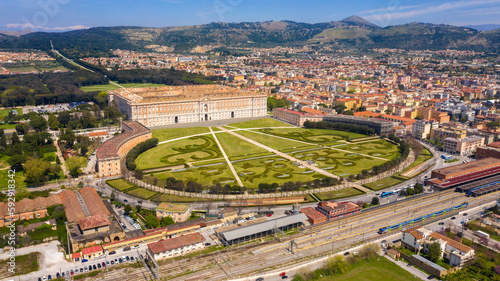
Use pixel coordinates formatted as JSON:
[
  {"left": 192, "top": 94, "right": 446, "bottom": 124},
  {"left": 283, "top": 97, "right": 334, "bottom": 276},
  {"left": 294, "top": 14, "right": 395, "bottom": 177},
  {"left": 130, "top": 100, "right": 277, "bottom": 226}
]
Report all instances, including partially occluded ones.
[
  {"left": 430, "top": 126, "right": 467, "bottom": 142},
  {"left": 17, "top": 219, "right": 57, "bottom": 237},
  {"left": 0, "top": 194, "right": 62, "bottom": 227},
  {"left": 443, "top": 136, "right": 484, "bottom": 156},
  {"left": 402, "top": 227, "right": 475, "bottom": 267},
  {"left": 476, "top": 141, "right": 500, "bottom": 160},
  {"left": 334, "top": 98, "right": 362, "bottom": 111},
  {"left": 412, "top": 120, "right": 438, "bottom": 139},
  {"left": 156, "top": 203, "right": 190, "bottom": 223}
]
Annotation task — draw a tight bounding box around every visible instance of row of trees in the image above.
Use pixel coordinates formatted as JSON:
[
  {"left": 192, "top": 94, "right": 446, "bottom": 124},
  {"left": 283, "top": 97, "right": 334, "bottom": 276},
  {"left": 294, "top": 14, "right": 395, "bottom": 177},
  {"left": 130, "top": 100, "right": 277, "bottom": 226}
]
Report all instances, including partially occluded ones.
[
  {"left": 126, "top": 138, "right": 159, "bottom": 171},
  {"left": 303, "top": 120, "right": 376, "bottom": 136},
  {"left": 258, "top": 177, "right": 343, "bottom": 193}
]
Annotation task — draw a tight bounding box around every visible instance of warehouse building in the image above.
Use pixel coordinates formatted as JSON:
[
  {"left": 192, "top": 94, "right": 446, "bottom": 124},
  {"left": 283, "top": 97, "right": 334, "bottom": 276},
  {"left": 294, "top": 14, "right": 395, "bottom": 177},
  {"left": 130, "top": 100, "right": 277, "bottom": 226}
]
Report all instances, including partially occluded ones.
[{"left": 216, "top": 213, "right": 307, "bottom": 245}]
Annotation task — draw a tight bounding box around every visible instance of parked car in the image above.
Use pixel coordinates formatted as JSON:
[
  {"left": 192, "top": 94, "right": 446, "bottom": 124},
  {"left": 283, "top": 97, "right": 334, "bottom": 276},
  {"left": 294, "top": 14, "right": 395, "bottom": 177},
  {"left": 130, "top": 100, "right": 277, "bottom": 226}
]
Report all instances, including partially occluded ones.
[
  {"left": 109, "top": 251, "right": 116, "bottom": 255},
  {"left": 80, "top": 268, "right": 83, "bottom": 273},
  {"left": 256, "top": 278, "right": 264, "bottom": 281},
  {"left": 93, "top": 264, "right": 97, "bottom": 270},
  {"left": 266, "top": 213, "right": 272, "bottom": 217},
  {"left": 344, "top": 252, "right": 350, "bottom": 256},
  {"left": 131, "top": 256, "right": 135, "bottom": 262},
  {"left": 281, "top": 276, "right": 288, "bottom": 279},
  {"left": 119, "top": 258, "right": 123, "bottom": 263},
  {"left": 205, "top": 243, "right": 211, "bottom": 246},
  {"left": 451, "top": 217, "right": 456, "bottom": 220},
  {"left": 438, "top": 222, "right": 444, "bottom": 225},
  {"left": 48, "top": 275, "right": 52, "bottom": 280},
  {"left": 97, "top": 263, "right": 101, "bottom": 268},
  {"left": 106, "top": 261, "right": 110, "bottom": 266},
  {"left": 56, "top": 273, "right": 60, "bottom": 278},
  {"left": 84, "top": 266, "right": 88, "bottom": 272},
  {"left": 102, "top": 262, "right": 106, "bottom": 267},
  {"left": 110, "top": 260, "right": 115, "bottom": 265},
  {"left": 70, "top": 270, "right": 74, "bottom": 275}
]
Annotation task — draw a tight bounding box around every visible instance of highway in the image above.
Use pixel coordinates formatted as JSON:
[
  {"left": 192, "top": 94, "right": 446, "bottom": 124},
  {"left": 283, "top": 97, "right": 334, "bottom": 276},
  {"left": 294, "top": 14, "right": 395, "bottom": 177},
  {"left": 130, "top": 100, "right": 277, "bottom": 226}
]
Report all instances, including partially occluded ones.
[{"left": 69, "top": 188, "right": 499, "bottom": 281}]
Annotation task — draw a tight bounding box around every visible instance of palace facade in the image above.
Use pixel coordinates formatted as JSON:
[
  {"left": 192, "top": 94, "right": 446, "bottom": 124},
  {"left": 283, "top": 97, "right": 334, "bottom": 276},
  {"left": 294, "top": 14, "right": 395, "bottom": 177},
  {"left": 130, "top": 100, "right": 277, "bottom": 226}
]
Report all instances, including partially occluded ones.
[{"left": 109, "top": 85, "right": 267, "bottom": 127}]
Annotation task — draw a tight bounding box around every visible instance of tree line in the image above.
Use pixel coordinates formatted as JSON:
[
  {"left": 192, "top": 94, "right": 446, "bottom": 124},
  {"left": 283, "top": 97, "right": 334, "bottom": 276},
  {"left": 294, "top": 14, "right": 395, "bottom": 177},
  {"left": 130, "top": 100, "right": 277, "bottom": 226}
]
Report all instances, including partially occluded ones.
[
  {"left": 126, "top": 138, "right": 159, "bottom": 171},
  {"left": 303, "top": 120, "right": 376, "bottom": 135}
]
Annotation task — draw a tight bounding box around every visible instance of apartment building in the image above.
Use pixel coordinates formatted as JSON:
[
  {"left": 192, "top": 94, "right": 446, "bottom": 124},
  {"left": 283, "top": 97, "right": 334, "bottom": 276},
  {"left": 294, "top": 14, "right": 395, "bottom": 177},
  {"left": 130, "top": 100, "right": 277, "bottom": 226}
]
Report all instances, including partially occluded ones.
[{"left": 443, "top": 136, "right": 484, "bottom": 156}]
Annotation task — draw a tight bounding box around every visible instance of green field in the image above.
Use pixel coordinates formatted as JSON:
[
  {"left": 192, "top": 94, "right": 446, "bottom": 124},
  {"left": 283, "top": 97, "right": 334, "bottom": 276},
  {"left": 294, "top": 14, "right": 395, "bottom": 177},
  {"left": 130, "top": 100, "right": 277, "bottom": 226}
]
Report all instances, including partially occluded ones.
[
  {"left": 314, "top": 187, "right": 365, "bottom": 201},
  {"left": 236, "top": 129, "right": 315, "bottom": 151},
  {"left": 232, "top": 156, "right": 326, "bottom": 188},
  {"left": 127, "top": 187, "right": 159, "bottom": 200},
  {"left": 153, "top": 127, "right": 211, "bottom": 142},
  {"left": 317, "top": 257, "right": 418, "bottom": 281},
  {"left": 363, "top": 176, "right": 406, "bottom": 190},
  {"left": 215, "top": 132, "right": 269, "bottom": 159},
  {"left": 0, "top": 108, "right": 22, "bottom": 117},
  {"left": 227, "top": 118, "right": 292, "bottom": 128},
  {"left": 136, "top": 135, "right": 222, "bottom": 170},
  {"left": 257, "top": 127, "right": 367, "bottom": 143},
  {"left": 80, "top": 81, "right": 169, "bottom": 92},
  {"left": 341, "top": 139, "right": 400, "bottom": 159},
  {"left": 153, "top": 163, "right": 237, "bottom": 186},
  {"left": 107, "top": 179, "right": 136, "bottom": 191},
  {"left": 0, "top": 169, "right": 27, "bottom": 189}
]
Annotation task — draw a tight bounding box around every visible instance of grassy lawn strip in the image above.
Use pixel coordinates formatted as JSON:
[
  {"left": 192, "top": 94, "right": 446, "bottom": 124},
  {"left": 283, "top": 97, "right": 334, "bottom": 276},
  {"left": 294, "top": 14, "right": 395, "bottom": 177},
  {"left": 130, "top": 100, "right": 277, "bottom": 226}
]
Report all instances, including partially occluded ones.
[
  {"left": 317, "top": 257, "right": 417, "bottom": 281},
  {"left": 236, "top": 129, "right": 311, "bottom": 151},
  {"left": 152, "top": 127, "right": 211, "bottom": 142},
  {"left": 127, "top": 187, "right": 158, "bottom": 200},
  {"left": 314, "top": 187, "right": 364, "bottom": 201},
  {"left": 0, "top": 252, "right": 39, "bottom": 277},
  {"left": 107, "top": 179, "right": 136, "bottom": 191},
  {"left": 227, "top": 118, "right": 292, "bottom": 128},
  {"left": 215, "top": 132, "right": 269, "bottom": 159},
  {"left": 80, "top": 81, "right": 168, "bottom": 92},
  {"left": 363, "top": 176, "right": 404, "bottom": 191}
]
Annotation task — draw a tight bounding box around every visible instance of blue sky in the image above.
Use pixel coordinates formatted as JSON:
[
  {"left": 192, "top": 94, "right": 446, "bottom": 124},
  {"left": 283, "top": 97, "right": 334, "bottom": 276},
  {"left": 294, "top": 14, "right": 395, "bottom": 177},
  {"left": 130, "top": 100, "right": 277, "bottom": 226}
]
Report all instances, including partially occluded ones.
[{"left": 1, "top": 0, "right": 500, "bottom": 31}]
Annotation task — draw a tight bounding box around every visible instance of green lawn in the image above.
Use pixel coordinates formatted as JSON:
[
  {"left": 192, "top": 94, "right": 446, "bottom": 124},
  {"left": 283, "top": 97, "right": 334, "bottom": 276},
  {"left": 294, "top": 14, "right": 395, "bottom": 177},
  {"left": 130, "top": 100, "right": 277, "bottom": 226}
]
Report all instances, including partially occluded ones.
[
  {"left": 127, "top": 187, "right": 159, "bottom": 200},
  {"left": 107, "top": 179, "right": 136, "bottom": 191},
  {"left": 4, "top": 66, "right": 38, "bottom": 72},
  {"left": 291, "top": 148, "right": 388, "bottom": 177},
  {"left": 80, "top": 81, "right": 169, "bottom": 92},
  {"left": 215, "top": 132, "right": 269, "bottom": 159},
  {"left": 227, "top": 118, "right": 292, "bottom": 128},
  {"left": 0, "top": 169, "right": 27, "bottom": 189},
  {"left": 237, "top": 129, "right": 315, "bottom": 151},
  {"left": 314, "top": 187, "right": 365, "bottom": 201},
  {"left": 150, "top": 193, "right": 214, "bottom": 203},
  {"left": 317, "top": 257, "right": 418, "bottom": 281},
  {"left": 136, "top": 135, "right": 222, "bottom": 170},
  {"left": 0, "top": 108, "right": 22, "bottom": 117},
  {"left": 258, "top": 127, "right": 368, "bottom": 143},
  {"left": 152, "top": 127, "right": 211, "bottom": 142},
  {"left": 0, "top": 123, "right": 18, "bottom": 130},
  {"left": 232, "top": 156, "right": 326, "bottom": 189},
  {"left": 364, "top": 176, "right": 405, "bottom": 190},
  {"left": 153, "top": 163, "right": 237, "bottom": 186},
  {"left": 341, "top": 139, "right": 400, "bottom": 160}
]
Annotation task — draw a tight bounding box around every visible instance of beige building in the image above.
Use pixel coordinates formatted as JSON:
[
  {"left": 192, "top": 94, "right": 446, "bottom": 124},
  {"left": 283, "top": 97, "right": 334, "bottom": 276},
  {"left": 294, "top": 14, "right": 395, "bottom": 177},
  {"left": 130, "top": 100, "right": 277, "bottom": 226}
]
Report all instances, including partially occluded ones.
[
  {"left": 156, "top": 203, "right": 190, "bottom": 223},
  {"left": 96, "top": 121, "right": 152, "bottom": 177},
  {"left": 443, "top": 136, "right": 484, "bottom": 156},
  {"left": 109, "top": 85, "right": 267, "bottom": 127}
]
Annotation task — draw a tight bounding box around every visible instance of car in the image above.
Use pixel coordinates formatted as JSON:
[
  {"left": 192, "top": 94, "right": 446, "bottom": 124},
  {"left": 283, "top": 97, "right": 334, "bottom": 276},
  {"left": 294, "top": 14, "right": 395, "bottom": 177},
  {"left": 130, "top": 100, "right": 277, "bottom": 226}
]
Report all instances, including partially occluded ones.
[
  {"left": 82, "top": 258, "right": 89, "bottom": 263},
  {"left": 93, "top": 264, "right": 97, "bottom": 270},
  {"left": 106, "top": 261, "right": 110, "bottom": 266},
  {"left": 80, "top": 268, "right": 83, "bottom": 273},
  {"left": 205, "top": 243, "right": 211, "bottom": 246},
  {"left": 451, "top": 217, "right": 456, "bottom": 220},
  {"left": 281, "top": 276, "right": 288, "bottom": 279},
  {"left": 381, "top": 240, "right": 387, "bottom": 244},
  {"left": 267, "top": 213, "right": 272, "bottom": 217},
  {"left": 111, "top": 260, "right": 115, "bottom": 265},
  {"left": 344, "top": 252, "right": 350, "bottom": 256},
  {"left": 123, "top": 246, "right": 131, "bottom": 251},
  {"left": 463, "top": 213, "right": 468, "bottom": 216},
  {"left": 137, "top": 201, "right": 142, "bottom": 204},
  {"left": 84, "top": 266, "right": 88, "bottom": 272},
  {"left": 119, "top": 258, "right": 123, "bottom": 263},
  {"left": 42, "top": 277, "right": 47, "bottom": 281},
  {"left": 38, "top": 278, "right": 41, "bottom": 281},
  {"left": 70, "top": 270, "right": 74, "bottom": 275},
  {"left": 139, "top": 254, "right": 144, "bottom": 260},
  {"left": 109, "top": 250, "right": 116, "bottom": 255},
  {"left": 114, "top": 258, "right": 118, "bottom": 263},
  {"left": 102, "top": 262, "right": 106, "bottom": 267},
  {"left": 48, "top": 275, "right": 52, "bottom": 280},
  {"left": 124, "top": 199, "right": 128, "bottom": 203},
  {"left": 407, "top": 263, "right": 413, "bottom": 267},
  {"left": 428, "top": 275, "right": 435, "bottom": 280},
  {"left": 56, "top": 273, "right": 60, "bottom": 278},
  {"left": 256, "top": 278, "right": 264, "bottom": 281},
  {"left": 97, "top": 263, "right": 102, "bottom": 268},
  {"left": 438, "top": 222, "right": 444, "bottom": 225},
  {"left": 279, "top": 272, "right": 286, "bottom": 277}
]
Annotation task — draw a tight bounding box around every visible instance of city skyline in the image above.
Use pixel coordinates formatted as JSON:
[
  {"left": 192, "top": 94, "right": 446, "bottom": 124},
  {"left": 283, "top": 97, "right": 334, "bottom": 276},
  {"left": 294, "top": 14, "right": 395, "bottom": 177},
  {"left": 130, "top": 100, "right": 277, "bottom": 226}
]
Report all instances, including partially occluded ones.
[{"left": 2, "top": 0, "right": 500, "bottom": 32}]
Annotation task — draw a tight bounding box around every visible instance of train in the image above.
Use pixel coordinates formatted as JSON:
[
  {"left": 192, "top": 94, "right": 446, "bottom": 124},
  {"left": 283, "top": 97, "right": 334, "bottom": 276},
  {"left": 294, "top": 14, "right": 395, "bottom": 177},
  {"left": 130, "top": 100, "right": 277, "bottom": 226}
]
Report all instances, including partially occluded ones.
[{"left": 377, "top": 202, "right": 468, "bottom": 235}]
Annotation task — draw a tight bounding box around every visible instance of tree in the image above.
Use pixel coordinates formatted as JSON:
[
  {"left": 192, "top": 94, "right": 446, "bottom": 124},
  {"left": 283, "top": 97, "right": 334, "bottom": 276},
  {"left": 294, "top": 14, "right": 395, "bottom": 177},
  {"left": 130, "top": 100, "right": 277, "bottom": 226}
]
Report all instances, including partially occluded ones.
[
  {"left": 414, "top": 183, "right": 424, "bottom": 194},
  {"left": 327, "top": 255, "right": 348, "bottom": 274},
  {"left": 8, "top": 154, "right": 26, "bottom": 170},
  {"left": 160, "top": 216, "right": 175, "bottom": 226},
  {"left": 0, "top": 129, "right": 6, "bottom": 150},
  {"left": 58, "top": 111, "right": 71, "bottom": 126},
  {"left": 371, "top": 197, "right": 380, "bottom": 205},
  {"left": 66, "top": 156, "right": 86, "bottom": 178},
  {"left": 29, "top": 116, "right": 48, "bottom": 132},
  {"left": 80, "top": 145, "right": 88, "bottom": 156},
  {"left": 145, "top": 215, "right": 160, "bottom": 229},
  {"left": 428, "top": 242, "right": 442, "bottom": 262},
  {"left": 124, "top": 204, "right": 133, "bottom": 215},
  {"left": 24, "top": 158, "right": 51, "bottom": 184},
  {"left": 486, "top": 121, "right": 500, "bottom": 131},
  {"left": 11, "top": 132, "right": 20, "bottom": 144}
]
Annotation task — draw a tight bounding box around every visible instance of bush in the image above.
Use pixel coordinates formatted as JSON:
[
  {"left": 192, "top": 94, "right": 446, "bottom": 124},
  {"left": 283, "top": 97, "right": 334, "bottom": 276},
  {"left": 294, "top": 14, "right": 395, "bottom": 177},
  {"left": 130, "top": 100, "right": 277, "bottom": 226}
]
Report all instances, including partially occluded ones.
[{"left": 126, "top": 138, "right": 158, "bottom": 170}]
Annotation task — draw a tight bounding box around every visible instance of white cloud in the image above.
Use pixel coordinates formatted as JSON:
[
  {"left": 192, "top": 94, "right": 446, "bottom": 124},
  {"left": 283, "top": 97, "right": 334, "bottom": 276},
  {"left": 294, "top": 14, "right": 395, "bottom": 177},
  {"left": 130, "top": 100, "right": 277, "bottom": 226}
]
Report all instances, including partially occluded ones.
[
  {"left": 5, "top": 23, "right": 89, "bottom": 31},
  {"left": 359, "top": 4, "right": 426, "bottom": 15},
  {"left": 363, "top": 0, "right": 500, "bottom": 26}
]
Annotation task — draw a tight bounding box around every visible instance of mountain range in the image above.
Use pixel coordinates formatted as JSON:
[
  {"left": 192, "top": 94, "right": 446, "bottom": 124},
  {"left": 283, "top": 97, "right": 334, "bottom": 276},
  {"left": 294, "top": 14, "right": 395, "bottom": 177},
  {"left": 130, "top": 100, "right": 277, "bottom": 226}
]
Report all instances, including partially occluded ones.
[{"left": 0, "top": 16, "right": 499, "bottom": 54}]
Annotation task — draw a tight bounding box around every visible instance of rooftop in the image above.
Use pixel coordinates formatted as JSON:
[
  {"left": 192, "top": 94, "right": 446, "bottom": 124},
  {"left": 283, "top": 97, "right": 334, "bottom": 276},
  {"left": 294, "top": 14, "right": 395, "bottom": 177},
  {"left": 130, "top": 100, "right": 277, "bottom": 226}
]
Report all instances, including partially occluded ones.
[
  {"left": 432, "top": 157, "right": 500, "bottom": 176},
  {"left": 110, "top": 85, "right": 264, "bottom": 104},
  {"left": 96, "top": 121, "right": 150, "bottom": 160},
  {"left": 78, "top": 214, "right": 111, "bottom": 230},
  {"left": 82, "top": 245, "right": 103, "bottom": 256},
  {"left": 157, "top": 202, "right": 190, "bottom": 213},
  {"left": 147, "top": 233, "right": 205, "bottom": 254},
  {"left": 300, "top": 207, "right": 326, "bottom": 221}
]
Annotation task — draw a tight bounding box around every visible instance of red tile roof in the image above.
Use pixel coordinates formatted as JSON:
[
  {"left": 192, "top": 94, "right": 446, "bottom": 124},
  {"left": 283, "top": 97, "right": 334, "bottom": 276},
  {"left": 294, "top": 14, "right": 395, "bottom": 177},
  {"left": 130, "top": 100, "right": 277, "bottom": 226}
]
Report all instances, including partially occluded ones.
[
  {"left": 300, "top": 207, "right": 326, "bottom": 221},
  {"left": 79, "top": 187, "right": 110, "bottom": 217},
  {"left": 78, "top": 214, "right": 111, "bottom": 230},
  {"left": 147, "top": 233, "right": 205, "bottom": 255},
  {"left": 82, "top": 245, "right": 103, "bottom": 256},
  {"left": 59, "top": 190, "right": 85, "bottom": 222}
]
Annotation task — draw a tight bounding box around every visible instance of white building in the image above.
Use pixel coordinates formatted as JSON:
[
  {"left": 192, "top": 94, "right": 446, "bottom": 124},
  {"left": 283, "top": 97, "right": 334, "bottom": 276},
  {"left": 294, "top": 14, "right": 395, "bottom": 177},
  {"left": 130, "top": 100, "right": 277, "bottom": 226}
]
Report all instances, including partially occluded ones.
[
  {"left": 402, "top": 227, "right": 475, "bottom": 267},
  {"left": 147, "top": 233, "right": 205, "bottom": 260},
  {"left": 412, "top": 120, "right": 438, "bottom": 140}
]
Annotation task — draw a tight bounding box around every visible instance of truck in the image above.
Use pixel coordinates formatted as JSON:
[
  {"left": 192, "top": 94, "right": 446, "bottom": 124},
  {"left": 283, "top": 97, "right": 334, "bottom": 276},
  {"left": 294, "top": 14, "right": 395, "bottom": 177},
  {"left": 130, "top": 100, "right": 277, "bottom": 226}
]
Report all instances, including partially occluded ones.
[{"left": 474, "top": 230, "right": 490, "bottom": 239}]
